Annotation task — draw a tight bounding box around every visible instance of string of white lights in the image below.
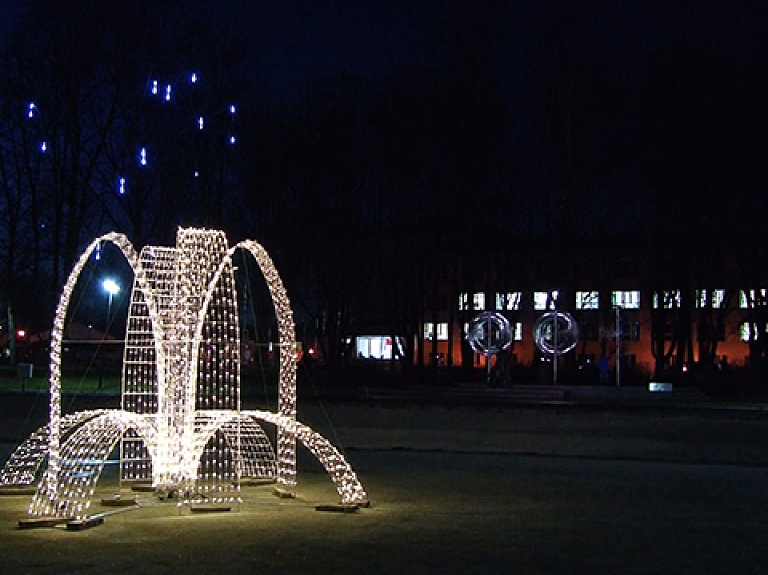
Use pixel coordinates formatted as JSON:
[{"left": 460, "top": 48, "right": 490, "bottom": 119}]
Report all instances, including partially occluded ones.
[
  {"left": 243, "top": 410, "right": 368, "bottom": 506},
  {"left": 0, "top": 411, "right": 108, "bottom": 486},
  {"left": 233, "top": 241, "right": 298, "bottom": 488},
  {"left": 36, "top": 232, "right": 160, "bottom": 518}
]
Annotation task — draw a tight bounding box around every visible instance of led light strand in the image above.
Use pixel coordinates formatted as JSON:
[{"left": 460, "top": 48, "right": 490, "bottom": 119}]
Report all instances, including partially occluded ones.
[{"left": 39, "top": 233, "right": 160, "bottom": 517}]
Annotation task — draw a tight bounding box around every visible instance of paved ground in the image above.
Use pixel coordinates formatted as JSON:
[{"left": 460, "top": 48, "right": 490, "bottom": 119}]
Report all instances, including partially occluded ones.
[{"left": 1, "top": 395, "right": 768, "bottom": 574}]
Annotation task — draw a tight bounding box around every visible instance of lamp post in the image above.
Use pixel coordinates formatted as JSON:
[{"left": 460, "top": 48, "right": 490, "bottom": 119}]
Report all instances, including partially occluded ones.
[
  {"left": 552, "top": 290, "right": 559, "bottom": 384},
  {"left": 614, "top": 305, "right": 622, "bottom": 388},
  {"left": 102, "top": 279, "right": 120, "bottom": 331}
]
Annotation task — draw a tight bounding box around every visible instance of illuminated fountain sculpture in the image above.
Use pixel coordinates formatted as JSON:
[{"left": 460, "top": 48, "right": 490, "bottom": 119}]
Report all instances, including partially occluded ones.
[{"left": 0, "top": 228, "right": 368, "bottom": 523}]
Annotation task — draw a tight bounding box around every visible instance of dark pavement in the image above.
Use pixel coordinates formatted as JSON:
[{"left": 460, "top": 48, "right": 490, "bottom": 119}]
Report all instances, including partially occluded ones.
[{"left": 1, "top": 393, "right": 767, "bottom": 574}]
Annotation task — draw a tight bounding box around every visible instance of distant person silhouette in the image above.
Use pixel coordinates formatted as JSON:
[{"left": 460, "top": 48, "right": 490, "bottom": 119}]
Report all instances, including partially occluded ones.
[{"left": 598, "top": 353, "right": 611, "bottom": 385}]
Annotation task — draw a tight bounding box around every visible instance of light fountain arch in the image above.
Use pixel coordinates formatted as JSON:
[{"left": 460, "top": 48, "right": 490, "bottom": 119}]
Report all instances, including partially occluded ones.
[
  {"left": 38, "top": 232, "right": 164, "bottom": 517},
  {"left": 191, "top": 238, "right": 299, "bottom": 488},
  {"left": 1, "top": 228, "right": 368, "bottom": 523}
]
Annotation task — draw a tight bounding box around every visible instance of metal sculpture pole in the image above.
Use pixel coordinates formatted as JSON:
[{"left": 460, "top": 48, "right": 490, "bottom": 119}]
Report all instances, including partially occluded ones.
[
  {"left": 553, "top": 300, "right": 559, "bottom": 384},
  {"left": 615, "top": 306, "right": 622, "bottom": 388},
  {"left": 534, "top": 311, "right": 579, "bottom": 384},
  {"left": 467, "top": 311, "right": 513, "bottom": 385}
]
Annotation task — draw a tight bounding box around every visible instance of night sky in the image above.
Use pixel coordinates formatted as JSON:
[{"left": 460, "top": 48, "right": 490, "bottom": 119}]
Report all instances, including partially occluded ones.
[
  {"left": 0, "top": 1, "right": 740, "bottom": 99},
  {"left": 3, "top": 1, "right": 767, "bottom": 105},
  {"left": 227, "top": 1, "right": 768, "bottom": 98},
  {"left": 2, "top": 0, "right": 768, "bottom": 240}
]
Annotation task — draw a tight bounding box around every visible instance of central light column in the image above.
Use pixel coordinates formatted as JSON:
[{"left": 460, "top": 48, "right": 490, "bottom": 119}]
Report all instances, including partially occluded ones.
[
  {"left": 154, "top": 229, "right": 229, "bottom": 493},
  {"left": 154, "top": 246, "right": 193, "bottom": 492}
]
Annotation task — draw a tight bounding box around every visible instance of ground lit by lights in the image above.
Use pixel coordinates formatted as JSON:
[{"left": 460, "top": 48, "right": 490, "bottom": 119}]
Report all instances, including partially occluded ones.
[{"left": 0, "top": 228, "right": 367, "bottom": 521}]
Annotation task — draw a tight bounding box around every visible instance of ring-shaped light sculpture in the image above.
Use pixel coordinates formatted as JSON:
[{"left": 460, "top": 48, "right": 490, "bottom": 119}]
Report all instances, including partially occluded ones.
[
  {"left": 467, "top": 311, "right": 514, "bottom": 356},
  {"left": 533, "top": 311, "right": 580, "bottom": 356}
]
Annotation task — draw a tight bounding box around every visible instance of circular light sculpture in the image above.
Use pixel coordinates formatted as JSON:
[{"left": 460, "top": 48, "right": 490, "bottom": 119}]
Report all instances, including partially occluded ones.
[
  {"left": 533, "top": 311, "right": 579, "bottom": 356},
  {"left": 467, "top": 311, "right": 513, "bottom": 356}
]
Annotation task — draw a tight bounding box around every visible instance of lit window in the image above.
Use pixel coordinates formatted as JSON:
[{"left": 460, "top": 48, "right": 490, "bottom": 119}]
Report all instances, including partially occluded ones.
[
  {"left": 534, "top": 291, "right": 558, "bottom": 310},
  {"left": 459, "top": 293, "right": 469, "bottom": 311},
  {"left": 653, "top": 290, "right": 681, "bottom": 309},
  {"left": 612, "top": 290, "right": 640, "bottom": 309},
  {"left": 695, "top": 289, "right": 725, "bottom": 309},
  {"left": 473, "top": 292, "right": 485, "bottom": 311},
  {"left": 424, "top": 322, "right": 449, "bottom": 341},
  {"left": 740, "top": 322, "right": 767, "bottom": 342},
  {"left": 740, "top": 289, "right": 768, "bottom": 309},
  {"left": 576, "top": 291, "right": 599, "bottom": 310},
  {"left": 741, "top": 323, "right": 751, "bottom": 342},
  {"left": 496, "top": 292, "right": 521, "bottom": 311},
  {"left": 356, "top": 336, "right": 400, "bottom": 360}
]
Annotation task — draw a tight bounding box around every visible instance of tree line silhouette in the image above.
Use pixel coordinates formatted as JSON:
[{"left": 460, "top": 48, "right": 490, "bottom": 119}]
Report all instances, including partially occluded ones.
[{"left": 1, "top": 0, "right": 767, "bottom": 381}]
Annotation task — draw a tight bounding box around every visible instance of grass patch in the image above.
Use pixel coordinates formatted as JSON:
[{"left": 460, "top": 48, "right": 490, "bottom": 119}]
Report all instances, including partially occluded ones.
[{"left": 0, "top": 365, "right": 121, "bottom": 394}]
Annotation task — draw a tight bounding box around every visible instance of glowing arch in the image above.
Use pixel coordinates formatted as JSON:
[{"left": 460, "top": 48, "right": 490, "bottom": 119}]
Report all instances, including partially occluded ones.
[
  {"left": 184, "top": 412, "right": 276, "bottom": 487},
  {"left": 0, "top": 411, "right": 110, "bottom": 486},
  {"left": 42, "top": 233, "right": 163, "bottom": 512},
  {"left": 244, "top": 410, "right": 368, "bottom": 506},
  {"left": 194, "top": 240, "right": 298, "bottom": 487},
  {"left": 30, "top": 411, "right": 157, "bottom": 518}
]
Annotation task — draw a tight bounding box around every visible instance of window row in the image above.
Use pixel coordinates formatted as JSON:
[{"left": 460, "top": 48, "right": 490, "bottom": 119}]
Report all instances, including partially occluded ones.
[
  {"left": 458, "top": 289, "right": 768, "bottom": 311},
  {"left": 424, "top": 321, "right": 523, "bottom": 342},
  {"left": 426, "top": 320, "right": 767, "bottom": 344}
]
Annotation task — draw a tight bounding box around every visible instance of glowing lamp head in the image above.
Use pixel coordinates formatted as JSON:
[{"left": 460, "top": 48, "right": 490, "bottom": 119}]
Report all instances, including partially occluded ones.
[
  {"left": 102, "top": 279, "right": 120, "bottom": 296},
  {"left": 16, "top": 328, "right": 27, "bottom": 339}
]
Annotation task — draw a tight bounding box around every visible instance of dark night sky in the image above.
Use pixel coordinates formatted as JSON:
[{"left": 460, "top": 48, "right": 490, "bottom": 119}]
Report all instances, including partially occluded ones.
[
  {"left": 222, "top": 1, "right": 768, "bottom": 98},
  {"left": 242, "top": 0, "right": 435, "bottom": 94},
  {"left": 2, "top": 0, "right": 768, "bottom": 98},
  {"left": 2, "top": 0, "right": 768, "bottom": 224}
]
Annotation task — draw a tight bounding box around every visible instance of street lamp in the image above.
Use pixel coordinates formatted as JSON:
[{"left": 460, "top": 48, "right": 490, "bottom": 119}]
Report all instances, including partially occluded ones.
[{"left": 102, "top": 279, "right": 120, "bottom": 330}]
